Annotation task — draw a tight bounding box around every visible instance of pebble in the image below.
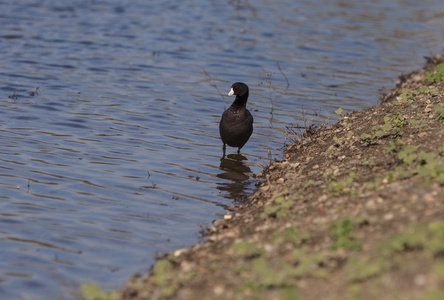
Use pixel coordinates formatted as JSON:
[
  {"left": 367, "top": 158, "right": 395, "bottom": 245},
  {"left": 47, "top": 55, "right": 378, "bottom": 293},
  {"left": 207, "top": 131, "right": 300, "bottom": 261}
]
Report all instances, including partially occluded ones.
[
  {"left": 213, "top": 219, "right": 223, "bottom": 226},
  {"left": 263, "top": 244, "right": 276, "bottom": 252},
  {"left": 225, "top": 231, "right": 236, "bottom": 238},
  {"left": 365, "top": 199, "right": 376, "bottom": 209},
  {"left": 318, "top": 194, "right": 328, "bottom": 202},
  {"left": 213, "top": 285, "right": 225, "bottom": 296},
  {"left": 260, "top": 185, "right": 270, "bottom": 192},
  {"left": 333, "top": 168, "right": 340, "bottom": 176},
  {"left": 383, "top": 212, "right": 394, "bottom": 220},
  {"left": 276, "top": 178, "right": 284, "bottom": 184},
  {"left": 414, "top": 274, "right": 426, "bottom": 286},
  {"left": 174, "top": 248, "right": 188, "bottom": 257},
  {"left": 313, "top": 217, "right": 327, "bottom": 224},
  {"left": 425, "top": 193, "right": 436, "bottom": 202},
  {"left": 224, "top": 213, "right": 232, "bottom": 220}
]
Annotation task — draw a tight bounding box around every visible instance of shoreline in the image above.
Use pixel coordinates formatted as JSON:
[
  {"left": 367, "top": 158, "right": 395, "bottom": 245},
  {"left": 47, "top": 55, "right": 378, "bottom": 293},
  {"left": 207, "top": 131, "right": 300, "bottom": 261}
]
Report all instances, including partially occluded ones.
[{"left": 84, "top": 54, "right": 444, "bottom": 300}]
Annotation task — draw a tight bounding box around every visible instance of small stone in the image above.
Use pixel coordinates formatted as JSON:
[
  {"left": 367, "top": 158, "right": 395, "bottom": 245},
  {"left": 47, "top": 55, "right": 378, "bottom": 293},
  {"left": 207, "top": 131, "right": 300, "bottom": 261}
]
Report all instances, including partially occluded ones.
[
  {"left": 425, "top": 193, "right": 436, "bottom": 202},
  {"left": 260, "top": 185, "right": 270, "bottom": 192},
  {"left": 313, "top": 217, "right": 327, "bottom": 224},
  {"left": 225, "top": 231, "right": 236, "bottom": 238},
  {"left": 383, "top": 212, "right": 394, "bottom": 220},
  {"left": 318, "top": 194, "right": 328, "bottom": 202},
  {"left": 224, "top": 213, "right": 232, "bottom": 220},
  {"left": 366, "top": 199, "right": 376, "bottom": 209},
  {"left": 276, "top": 178, "right": 284, "bottom": 184},
  {"left": 173, "top": 248, "right": 187, "bottom": 257},
  {"left": 213, "top": 219, "right": 223, "bottom": 226},
  {"left": 414, "top": 274, "right": 426, "bottom": 286},
  {"left": 264, "top": 244, "right": 276, "bottom": 252},
  {"left": 214, "top": 285, "right": 225, "bottom": 296}
]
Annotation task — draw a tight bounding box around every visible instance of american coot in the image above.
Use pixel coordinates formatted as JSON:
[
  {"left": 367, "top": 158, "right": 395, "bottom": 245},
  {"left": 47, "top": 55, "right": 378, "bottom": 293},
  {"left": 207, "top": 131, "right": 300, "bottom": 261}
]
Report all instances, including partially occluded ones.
[{"left": 219, "top": 82, "right": 254, "bottom": 157}]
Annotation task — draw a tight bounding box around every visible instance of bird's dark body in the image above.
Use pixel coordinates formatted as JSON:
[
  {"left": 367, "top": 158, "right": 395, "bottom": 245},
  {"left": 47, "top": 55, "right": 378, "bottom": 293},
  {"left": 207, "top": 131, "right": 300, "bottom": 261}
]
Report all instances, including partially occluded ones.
[{"left": 219, "top": 106, "right": 253, "bottom": 149}]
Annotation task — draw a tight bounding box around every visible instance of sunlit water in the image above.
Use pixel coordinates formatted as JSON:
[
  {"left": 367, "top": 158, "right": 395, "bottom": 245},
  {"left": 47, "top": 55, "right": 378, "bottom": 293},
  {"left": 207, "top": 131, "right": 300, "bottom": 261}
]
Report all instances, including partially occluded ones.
[{"left": 0, "top": 0, "right": 444, "bottom": 298}]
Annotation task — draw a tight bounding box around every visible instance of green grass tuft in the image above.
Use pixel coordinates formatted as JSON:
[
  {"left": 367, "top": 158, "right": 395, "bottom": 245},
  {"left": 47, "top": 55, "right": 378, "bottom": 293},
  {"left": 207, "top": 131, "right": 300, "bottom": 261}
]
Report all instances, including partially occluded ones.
[{"left": 425, "top": 64, "right": 444, "bottom": 83}]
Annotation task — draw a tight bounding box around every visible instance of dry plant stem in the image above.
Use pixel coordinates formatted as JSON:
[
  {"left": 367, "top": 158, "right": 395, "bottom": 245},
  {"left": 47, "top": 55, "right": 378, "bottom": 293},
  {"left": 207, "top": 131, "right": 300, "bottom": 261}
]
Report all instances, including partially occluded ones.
[{"left": 276, "top": 61, "right": 290, "bottom": 93}]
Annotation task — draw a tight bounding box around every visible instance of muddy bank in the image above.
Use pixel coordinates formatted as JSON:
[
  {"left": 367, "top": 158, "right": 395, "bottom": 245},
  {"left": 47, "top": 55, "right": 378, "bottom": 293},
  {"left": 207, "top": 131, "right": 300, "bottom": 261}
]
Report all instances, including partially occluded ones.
[{"left": 84, "top": 55, "right": 444, "bottom": 300}]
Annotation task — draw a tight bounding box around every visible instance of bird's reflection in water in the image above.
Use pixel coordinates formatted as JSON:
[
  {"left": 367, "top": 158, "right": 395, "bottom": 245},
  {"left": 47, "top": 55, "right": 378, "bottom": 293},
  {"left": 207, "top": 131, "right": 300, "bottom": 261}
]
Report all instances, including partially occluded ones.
[{"left": 217, "top": 153, "right": 253, "bottom": 203}]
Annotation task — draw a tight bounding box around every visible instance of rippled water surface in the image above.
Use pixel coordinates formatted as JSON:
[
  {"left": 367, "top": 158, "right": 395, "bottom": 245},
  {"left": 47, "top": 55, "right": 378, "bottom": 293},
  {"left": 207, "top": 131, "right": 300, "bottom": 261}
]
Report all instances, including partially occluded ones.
[{"left": 1, "top": 0, "right": 444, "bottom": 298}]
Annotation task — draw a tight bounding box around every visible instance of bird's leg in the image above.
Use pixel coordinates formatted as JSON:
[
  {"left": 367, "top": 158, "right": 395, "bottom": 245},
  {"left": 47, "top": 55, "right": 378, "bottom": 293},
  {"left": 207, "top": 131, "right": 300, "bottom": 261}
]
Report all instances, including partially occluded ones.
[
  {"left": 237, "top": 147, "right": 240, "bottom": 154},
  {"left": 222, "top": 143, "right": 226, "bottom": 158}
]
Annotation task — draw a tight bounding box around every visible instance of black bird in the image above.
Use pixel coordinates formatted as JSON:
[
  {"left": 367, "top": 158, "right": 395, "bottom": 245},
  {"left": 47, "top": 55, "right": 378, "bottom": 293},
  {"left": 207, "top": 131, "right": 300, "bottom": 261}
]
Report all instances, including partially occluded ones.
[{"left": 219, "top": 82, "right": 254, "bottom": 157}]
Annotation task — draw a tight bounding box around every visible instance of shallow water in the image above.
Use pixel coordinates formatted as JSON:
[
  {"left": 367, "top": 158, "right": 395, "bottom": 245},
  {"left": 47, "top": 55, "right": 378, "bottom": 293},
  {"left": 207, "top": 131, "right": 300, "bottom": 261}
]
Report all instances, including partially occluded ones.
[{"left": 0, "top": 0, "right": 444, "bottom": 298}]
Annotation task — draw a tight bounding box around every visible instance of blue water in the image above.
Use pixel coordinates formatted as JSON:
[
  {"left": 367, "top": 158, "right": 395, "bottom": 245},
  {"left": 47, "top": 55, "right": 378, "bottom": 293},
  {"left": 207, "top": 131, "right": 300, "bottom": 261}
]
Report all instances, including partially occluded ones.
[{"left": 0, "top": 0, "right": 444, "bottom": 298}]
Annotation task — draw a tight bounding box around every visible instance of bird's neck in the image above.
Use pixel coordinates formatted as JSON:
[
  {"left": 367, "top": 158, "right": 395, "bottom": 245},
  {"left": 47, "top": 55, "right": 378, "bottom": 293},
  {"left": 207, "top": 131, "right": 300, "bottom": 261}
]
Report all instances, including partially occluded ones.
[{"left": 232, "top": 93, "right": 248, "bottom": 107}]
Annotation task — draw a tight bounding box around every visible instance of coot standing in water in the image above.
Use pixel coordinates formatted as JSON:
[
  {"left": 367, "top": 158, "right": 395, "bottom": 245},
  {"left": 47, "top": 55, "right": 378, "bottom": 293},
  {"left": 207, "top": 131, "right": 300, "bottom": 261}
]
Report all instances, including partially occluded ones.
[{"left": 219, "top": 82, "right": 254, "bottom": 157}]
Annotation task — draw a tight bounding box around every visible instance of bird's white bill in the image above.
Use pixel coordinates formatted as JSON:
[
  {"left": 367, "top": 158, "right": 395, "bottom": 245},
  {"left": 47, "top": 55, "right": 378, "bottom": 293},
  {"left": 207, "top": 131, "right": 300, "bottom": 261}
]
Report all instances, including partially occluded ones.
[{"left": 227, "top": 88, "right": 234, "bottom": 97}]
